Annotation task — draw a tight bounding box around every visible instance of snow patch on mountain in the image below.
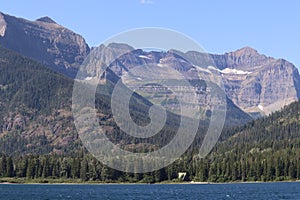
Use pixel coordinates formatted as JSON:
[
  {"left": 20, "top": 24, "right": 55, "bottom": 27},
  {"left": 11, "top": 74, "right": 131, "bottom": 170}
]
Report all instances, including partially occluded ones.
[
  {"left": 221, "top": 68, "right": 252, "bottom": 75},
  {"left": 194, "top": 65, "right": 212, "bottom": 74},
  {"left": 207, "top": 66, "right": 219, "bottom": 71},
  {"left": 258, "top": 104, "right": 264, "bottom": 111},
  {"left": 139, "top": 55, "right": 151, "bottom": 59},
  {"left": 85, "top": 77, "right": 93, "bottom": 81}
]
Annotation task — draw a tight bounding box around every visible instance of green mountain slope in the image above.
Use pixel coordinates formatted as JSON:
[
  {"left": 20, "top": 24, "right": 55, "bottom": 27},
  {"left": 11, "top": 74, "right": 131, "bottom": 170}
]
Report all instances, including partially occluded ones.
[
  {"left": 219, "top": 100, "right": 300, "bottom": 152},
  {"left": 195, "top": 100, "right": 300, "bottom": 182},
  {"left": 0, "top": 46, "right": 79, "bottom": 154},
  {"left": 0, "top": 46, "right": 199, "bottom": 155}
]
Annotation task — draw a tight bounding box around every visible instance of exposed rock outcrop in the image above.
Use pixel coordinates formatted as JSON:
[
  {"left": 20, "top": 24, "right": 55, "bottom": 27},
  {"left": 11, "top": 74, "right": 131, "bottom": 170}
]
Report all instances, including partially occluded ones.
[
  {"left": 0, "top": 12, "right": 90, "bottom": 77},
  {"left": 96, "top": 45, "right": 300, "bottom": 116},
  {"left": 211, "top": 47, "right": 300, "bottom": 115}
]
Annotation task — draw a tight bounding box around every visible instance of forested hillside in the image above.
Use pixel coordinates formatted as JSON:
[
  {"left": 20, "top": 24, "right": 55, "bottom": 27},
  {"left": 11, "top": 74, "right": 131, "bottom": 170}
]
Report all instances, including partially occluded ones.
[
  {"left": 195, "top": 100, "right": 300, "bottom": 182},
  {"left": 0, "top": 97, "right": 299, "bottom": 182},
  {"left": 0, "top": 46, "right": 169, "bottom": 155},
  {"left": 0, "top": 46, "right": 80, "bottom": 154}
]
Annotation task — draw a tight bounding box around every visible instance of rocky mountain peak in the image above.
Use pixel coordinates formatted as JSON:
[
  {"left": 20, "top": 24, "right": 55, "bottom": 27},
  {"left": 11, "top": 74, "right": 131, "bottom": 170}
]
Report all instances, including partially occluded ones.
[
  {"left": 233, "top": 46, "right": 258, "bottom": 54},
  {"left": 0, "top": 12, "right": 90, "bottom": 78},
  {"left": 214, "top": 48, "right": 300, "bottom": 116},
  {"left": 107, "top": 42, "right": 134, "bottom": 51},
  {"left": 36, "top": 16, "right": 57, "bottom": 24},
  {"left": 230, "top": 46, "right": 260, "bottom": 58},
  {"left": 214, "top": 47, "right": 272, "bottom": 70}
]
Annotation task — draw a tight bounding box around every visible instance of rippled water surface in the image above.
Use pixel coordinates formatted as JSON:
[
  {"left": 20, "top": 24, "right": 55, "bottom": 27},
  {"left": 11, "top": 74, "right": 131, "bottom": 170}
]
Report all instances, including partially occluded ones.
[{"left": 0, "top": 182, "right": 299, "bottom": 200}]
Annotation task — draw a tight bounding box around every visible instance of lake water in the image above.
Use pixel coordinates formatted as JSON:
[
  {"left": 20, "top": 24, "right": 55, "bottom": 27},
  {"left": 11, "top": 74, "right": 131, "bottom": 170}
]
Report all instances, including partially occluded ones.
[{"left": 0, "top": 182, "right": 299, "bottom": 200}]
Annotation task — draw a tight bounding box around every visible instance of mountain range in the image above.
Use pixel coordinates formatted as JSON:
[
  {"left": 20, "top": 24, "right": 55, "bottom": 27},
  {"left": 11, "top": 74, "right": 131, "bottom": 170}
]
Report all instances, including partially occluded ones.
[
  {"left": 1, "top": 12, "right": 299, "bottom": 118},
  {"left": 0, "top": 12, "right": 300, "bottom": 156},
  {"left": 87, "top": 43, "right": 300, "bottom": 118}
]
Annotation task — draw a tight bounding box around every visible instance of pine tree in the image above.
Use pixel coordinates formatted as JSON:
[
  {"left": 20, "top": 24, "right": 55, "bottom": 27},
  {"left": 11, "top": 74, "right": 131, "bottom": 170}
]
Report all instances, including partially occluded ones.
[
  {"left": 6, "top": 156, "right": 14, "bottom": 177},
  {"left": 80, "top": 159, "right": 88, "bottom": 181},
  {"left": 26, "top": 157, "right": 35, "bottom": 179},
  {"left": 0, "top": 155, "right": 7, "bottom": 177}
]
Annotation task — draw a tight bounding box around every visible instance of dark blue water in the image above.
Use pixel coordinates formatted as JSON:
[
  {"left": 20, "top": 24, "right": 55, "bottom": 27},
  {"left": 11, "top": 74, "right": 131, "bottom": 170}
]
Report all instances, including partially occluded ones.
[{"left": 0, "top": 182, "right": 299, "bottom": 200}]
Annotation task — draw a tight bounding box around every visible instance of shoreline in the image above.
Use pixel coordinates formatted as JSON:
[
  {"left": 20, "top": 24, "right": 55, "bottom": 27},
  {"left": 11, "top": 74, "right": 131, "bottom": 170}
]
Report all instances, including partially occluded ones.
[{"left": 1, "top": 178, "right": 299, "bottom": 185}]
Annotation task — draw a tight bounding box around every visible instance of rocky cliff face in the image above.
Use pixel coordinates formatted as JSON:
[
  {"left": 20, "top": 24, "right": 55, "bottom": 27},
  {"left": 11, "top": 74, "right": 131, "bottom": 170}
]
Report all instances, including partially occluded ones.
[
  {"left": 0, "top": 12, "right": 90, "bottom": 77},
  {"left": 83, "top": 44, "right": 252, "bottom": 125},
  {"left": 92, "top": 44, "right": 300, "bottom": 117},
  {"left": 210, "top": 47, "right": 300, "bottom": 115},
  {"left": 210, "top": 47, "right": 272, "bottom": 70}
]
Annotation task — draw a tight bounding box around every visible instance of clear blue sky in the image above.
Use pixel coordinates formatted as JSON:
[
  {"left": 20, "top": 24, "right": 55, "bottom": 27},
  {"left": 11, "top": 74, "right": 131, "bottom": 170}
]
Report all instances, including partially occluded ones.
[{"left": 0, "top": 0, "right": 299, "bottom": 68}]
